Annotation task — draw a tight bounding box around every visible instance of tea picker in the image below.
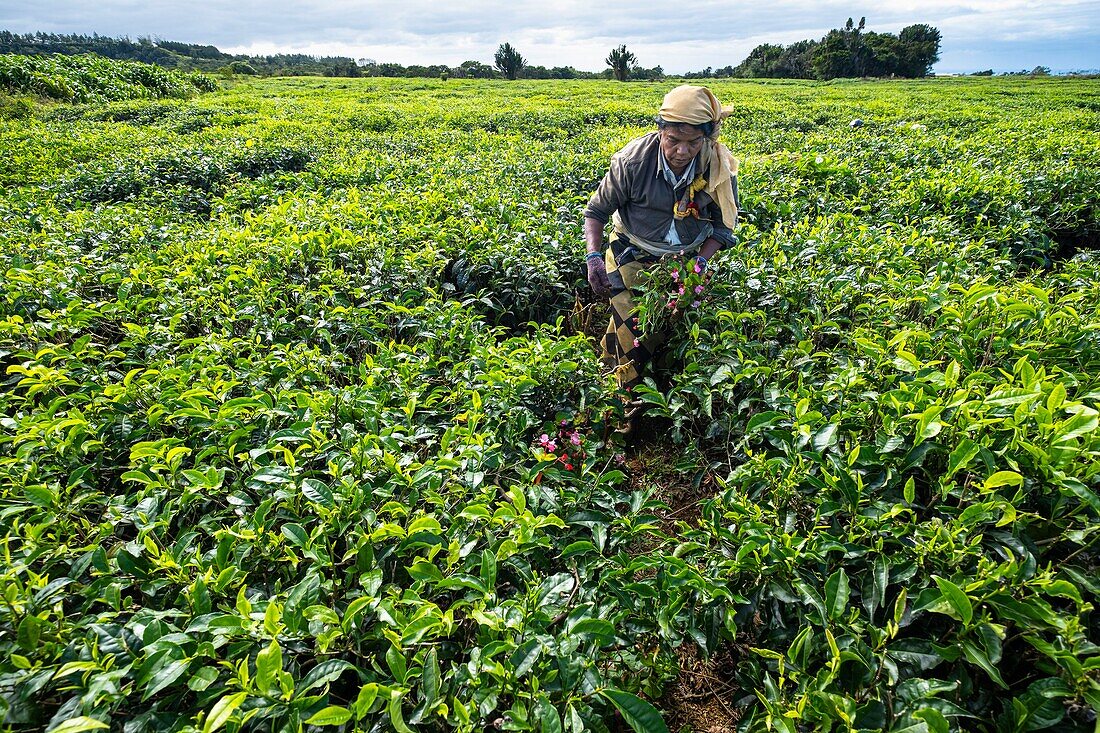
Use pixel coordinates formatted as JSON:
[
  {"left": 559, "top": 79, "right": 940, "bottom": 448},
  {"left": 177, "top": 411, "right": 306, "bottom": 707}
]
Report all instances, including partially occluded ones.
[{"left": 582, "top": 84, "right": 741, "bottom": 436}]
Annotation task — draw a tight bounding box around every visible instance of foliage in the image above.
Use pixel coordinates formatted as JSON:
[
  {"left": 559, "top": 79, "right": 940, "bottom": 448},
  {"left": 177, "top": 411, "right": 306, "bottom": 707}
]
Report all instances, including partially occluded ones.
[
  {"left": 0, "top": 53, "right": 217, "bottom": 102},
  {"left": 605, "top": 45, "right": 637, "bottom": 82},
  {"left": 1, "top": 75, "right": 1099, "bottom": 732},
  {"left": 494, "top": 43, "right": 526, "bottom": 81},
  {"left": 724, "top": 18, "right": 941, "bottom": 80},
  {"left": 634, "top": 259, "right": 711, "bottom": 343}
]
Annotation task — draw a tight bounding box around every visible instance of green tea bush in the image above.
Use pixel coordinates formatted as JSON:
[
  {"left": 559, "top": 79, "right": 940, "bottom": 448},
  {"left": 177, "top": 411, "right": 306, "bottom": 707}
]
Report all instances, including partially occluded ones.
[
  {"left": 1, "top": 76, "right": 1098, "bottom": 733},
  {"left": 58, "top": 143, "right": 312, "bottom": 214},
  {"left": 0, "top": 53, "right": 218, "bottom": 103}
]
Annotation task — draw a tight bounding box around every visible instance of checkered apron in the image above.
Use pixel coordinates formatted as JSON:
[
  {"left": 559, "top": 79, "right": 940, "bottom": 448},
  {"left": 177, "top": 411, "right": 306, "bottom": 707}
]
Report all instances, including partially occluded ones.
[{"left": 600, "top": 236, "right": 669, "bottom": 390}]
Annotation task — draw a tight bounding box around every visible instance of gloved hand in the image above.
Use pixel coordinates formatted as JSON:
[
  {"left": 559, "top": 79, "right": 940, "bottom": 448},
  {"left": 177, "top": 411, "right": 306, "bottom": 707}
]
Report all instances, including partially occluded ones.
[{"left": 587, "top": 255, "right": 611, "bottom": 298}]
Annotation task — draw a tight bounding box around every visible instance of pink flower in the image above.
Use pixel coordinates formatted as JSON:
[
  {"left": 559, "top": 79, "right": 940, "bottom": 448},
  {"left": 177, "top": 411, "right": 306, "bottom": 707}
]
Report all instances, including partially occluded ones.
[
  {"left": 694, "top": 284, "right": 704, "bottom": 294},
  {"left": 671, "top": 269, "right": 680, "bottom": 280},
  {"left": 633, "top": 338, "right": 640, "bottom": 348},
  {"left": 570, "top": 432, "right": 582, "bottom": 446},
  {"left": 678, "top": 285, "right": 685, "bottom": 295}
]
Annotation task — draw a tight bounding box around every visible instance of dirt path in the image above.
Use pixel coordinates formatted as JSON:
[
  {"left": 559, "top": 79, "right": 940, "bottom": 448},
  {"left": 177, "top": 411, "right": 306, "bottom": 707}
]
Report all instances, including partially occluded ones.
[{"left": 623, "top": 439, "right": 744, "bottom": 733}]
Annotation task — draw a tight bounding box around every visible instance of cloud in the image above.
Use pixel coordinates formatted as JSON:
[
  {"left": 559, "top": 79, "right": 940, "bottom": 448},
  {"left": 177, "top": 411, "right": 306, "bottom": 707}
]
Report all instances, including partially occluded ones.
[{"left": 2, "top": 0, "right": 1098, "bottom": 72}]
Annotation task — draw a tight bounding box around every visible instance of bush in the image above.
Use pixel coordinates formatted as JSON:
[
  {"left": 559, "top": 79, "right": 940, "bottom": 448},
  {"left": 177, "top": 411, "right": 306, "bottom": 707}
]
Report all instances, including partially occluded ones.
[
  {"left": 0, "top": 93, "right": 34, "bottom": 119},
  {"left": 0, "top": 53, "right": 219, "bottom": 103}
]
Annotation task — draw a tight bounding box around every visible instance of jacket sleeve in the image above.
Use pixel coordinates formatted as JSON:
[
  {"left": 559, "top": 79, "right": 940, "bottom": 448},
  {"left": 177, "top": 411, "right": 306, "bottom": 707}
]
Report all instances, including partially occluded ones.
[{"left": 583, "top": 155, "right": 629, "bottom": 224}]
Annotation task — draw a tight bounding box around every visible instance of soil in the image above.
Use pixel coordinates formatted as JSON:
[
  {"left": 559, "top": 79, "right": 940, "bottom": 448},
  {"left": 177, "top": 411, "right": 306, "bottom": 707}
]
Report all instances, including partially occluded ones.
[
  {"left": 660, "top": 644, "right": 744, "bottom": 733},
  {"left": 623, "top": 439, "right": 746, "bottom": 733}
]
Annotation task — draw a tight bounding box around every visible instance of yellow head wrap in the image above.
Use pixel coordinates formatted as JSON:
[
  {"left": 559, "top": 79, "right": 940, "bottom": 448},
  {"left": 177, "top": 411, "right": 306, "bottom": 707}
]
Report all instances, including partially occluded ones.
[{"left": 658, "top": 85, "right": 739, "bottom": 227}]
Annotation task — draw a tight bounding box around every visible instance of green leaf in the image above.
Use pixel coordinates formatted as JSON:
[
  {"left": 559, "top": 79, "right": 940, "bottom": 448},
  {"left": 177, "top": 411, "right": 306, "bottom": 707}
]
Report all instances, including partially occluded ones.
[
  {"left": 47, "top": 717, "right": 110, "bottom": 733},
  {"left": 598, "top": 688, "right": 670, "bottom": 733},
  {"left": 297, "top": 659, "right": 355, "bottom": 695},
  {"left": 281, "top": 523, "right": 309, "bottom": 547},
  {"left": 984, "top": 388, "right": 1039, "bottom": 408},
  {"left": 355, "top": 683, "right": 381, "bottom": 720},
  {"left": 256, "top": 639, "right": 282, "bottom": 691},
  {"left": 961, "top": 638, "right": 1008, "bottom": 689},
  {"left": 896, "top": 678, "right": 958, "bottom": 702},
  {"left": 946, "top": 438, "right": 980, "bottom": 478},
  {"left": 893, "top": 587, "right": 908, "bottom": 624},
  {"left": 202, "top": 691, "right": 247, "bottom": 733},
  {"left": 1057, "top": 476, "right": 1100, "bottom": 514},
  {"left": 863, "top": 555, "right": 888, "bottom": 619},
  {"left": 481, "top": 549, "right": 497, "bottom": 588},
  {"left": 933, "top": 576, "right": 973, "bottom": 626},
  {"left": 983, "top": 471, "right": 1022, "bottom": 490},
  {"left": 388, "top": 688, "right": 414, "bottom": 733},
  {"left": 825, "top": 568, "right": 850, "bottom": 621},
  {"left": 913, "top": 406, "right": 944, "bottom": 447},
  {"left": 746, "top": 411, "right": 783, "bottom": 433},
  {"left": 913, "top": 708, "right": 950, "bottom": 733},
  {"left": 188, "top": 667, "right": 218, "bottom": 692},
  {"left": 386, "top": 644, "right": 408, "bottom": 683},
  {"left": 422, "top": 647, "right": 440, "bottom": 706},
  {"left": 301, "top": 478, "right": 335, "bottom": 507},
  {"left": 17, "top": 615, "right": 41, "bottom": 651},
  {"left": 570, "top": 618, "right": 615, "bottom": 644},
  {"left": 142, "top": 658, "right": 190, "bottom": 701},
  {"left": 536, "top": 693, "right": 562, "bottom": 733},
  {"left": 305, "top": 706, "right": 353, "bottom": 726},
  {"left": 510, "top": 638, "right": 543, "bottom": 678},
  {"left": 1052, "top": 410, "right": 1097, "bottom": 444}
]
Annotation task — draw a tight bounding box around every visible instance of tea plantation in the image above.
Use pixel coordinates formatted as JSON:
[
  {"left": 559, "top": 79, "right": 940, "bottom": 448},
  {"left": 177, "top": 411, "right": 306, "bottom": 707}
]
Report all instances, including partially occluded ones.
[{"left": 1, "top": 69, "right": 1099, "bottom": 732}]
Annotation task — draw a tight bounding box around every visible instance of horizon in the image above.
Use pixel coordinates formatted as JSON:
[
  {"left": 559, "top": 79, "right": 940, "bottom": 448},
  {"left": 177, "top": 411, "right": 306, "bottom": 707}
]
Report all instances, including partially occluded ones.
[{"left": 2, "top": 0, "right": 1098, "bottom": 76}]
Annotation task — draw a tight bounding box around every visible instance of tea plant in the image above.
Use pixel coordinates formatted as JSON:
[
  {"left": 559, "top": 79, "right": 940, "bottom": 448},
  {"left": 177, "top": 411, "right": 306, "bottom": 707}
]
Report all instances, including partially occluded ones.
[
  {"left": 1, "top": 74, "right": 1098, "bottom": 732},
  {"left": 0, "top": 53, "right": 217, "bottom": 103}
]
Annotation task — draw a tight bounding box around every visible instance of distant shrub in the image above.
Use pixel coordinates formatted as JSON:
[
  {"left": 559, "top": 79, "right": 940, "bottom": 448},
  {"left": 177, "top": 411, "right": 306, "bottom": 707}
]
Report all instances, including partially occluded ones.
[
  {"left": 0, "top": 93, "right": 35, "bottom": 119},
  {"left": 0, "top": 53, "right": 219, "bottom": 103},
  {"left": 226, "top": 61, "right": 258, "bottom": 76},
  {"left": 59, "top": 142, "right": 313, "bottom": 215}
]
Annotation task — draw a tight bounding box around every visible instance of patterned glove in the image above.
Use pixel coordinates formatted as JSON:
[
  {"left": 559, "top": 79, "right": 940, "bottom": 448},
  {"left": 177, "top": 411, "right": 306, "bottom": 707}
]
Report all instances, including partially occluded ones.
[{"left": 587, "top": 254, "right": 611, "bottom": 298}]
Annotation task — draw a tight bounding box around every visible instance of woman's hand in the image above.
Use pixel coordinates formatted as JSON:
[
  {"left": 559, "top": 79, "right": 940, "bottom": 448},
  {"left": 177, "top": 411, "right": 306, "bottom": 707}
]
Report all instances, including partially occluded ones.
[{"left": 587, "top": 255, "right": 611, "bottom": 298}]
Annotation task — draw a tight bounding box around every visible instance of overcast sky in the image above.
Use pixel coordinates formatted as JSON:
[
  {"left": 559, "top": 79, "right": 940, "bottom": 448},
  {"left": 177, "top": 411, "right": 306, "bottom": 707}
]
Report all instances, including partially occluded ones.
[{"left": 5, "top": 0, "right": 1099, "bottom": 74}]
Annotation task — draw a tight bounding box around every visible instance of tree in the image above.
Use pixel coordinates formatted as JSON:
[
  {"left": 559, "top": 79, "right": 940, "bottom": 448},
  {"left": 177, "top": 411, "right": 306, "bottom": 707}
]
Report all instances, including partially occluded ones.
[
  {"left": 605, "top": 44, "right": 637, "bottom": 82},
  {"left": 897, "top": 24, "right": 941, "bottom": 77},
  {"left": 494, "top": 42, "right": 525, "bottom": 80},
  {"left": 459, "top": 60, "right": 496, "bottom": 79},
  {"left": 812, "top": 29, "right": 857, "bottom": 79},
  {"left": 737, "top": 43, "right": 785, "bottom": 77}
]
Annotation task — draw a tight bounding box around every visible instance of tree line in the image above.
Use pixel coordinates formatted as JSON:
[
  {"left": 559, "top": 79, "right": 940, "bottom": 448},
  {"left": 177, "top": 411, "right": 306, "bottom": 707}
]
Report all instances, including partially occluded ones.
[
  {"left": 725, "top": 18, "right": 942, "bottom": 80},
  {"left": 1, "top": 20, "right": 942, "bottom": 81}
]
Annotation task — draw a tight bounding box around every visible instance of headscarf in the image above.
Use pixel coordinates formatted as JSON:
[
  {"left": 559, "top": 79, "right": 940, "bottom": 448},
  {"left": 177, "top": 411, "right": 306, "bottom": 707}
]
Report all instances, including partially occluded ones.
[{"left": 658, "top": 85, "right": 739, "bottom": 227}]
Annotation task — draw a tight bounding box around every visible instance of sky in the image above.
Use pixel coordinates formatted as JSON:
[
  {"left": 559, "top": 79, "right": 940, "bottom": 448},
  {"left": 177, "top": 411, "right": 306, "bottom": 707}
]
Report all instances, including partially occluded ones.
[{"left": 5, "top": 0, "right": 1100, "bottom": 74}]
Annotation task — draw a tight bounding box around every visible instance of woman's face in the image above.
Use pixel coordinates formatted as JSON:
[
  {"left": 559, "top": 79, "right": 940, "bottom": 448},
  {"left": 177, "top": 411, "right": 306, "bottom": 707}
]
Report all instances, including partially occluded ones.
[{"left": 659, "top": 124, "right": 706, "bottom": 175}]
